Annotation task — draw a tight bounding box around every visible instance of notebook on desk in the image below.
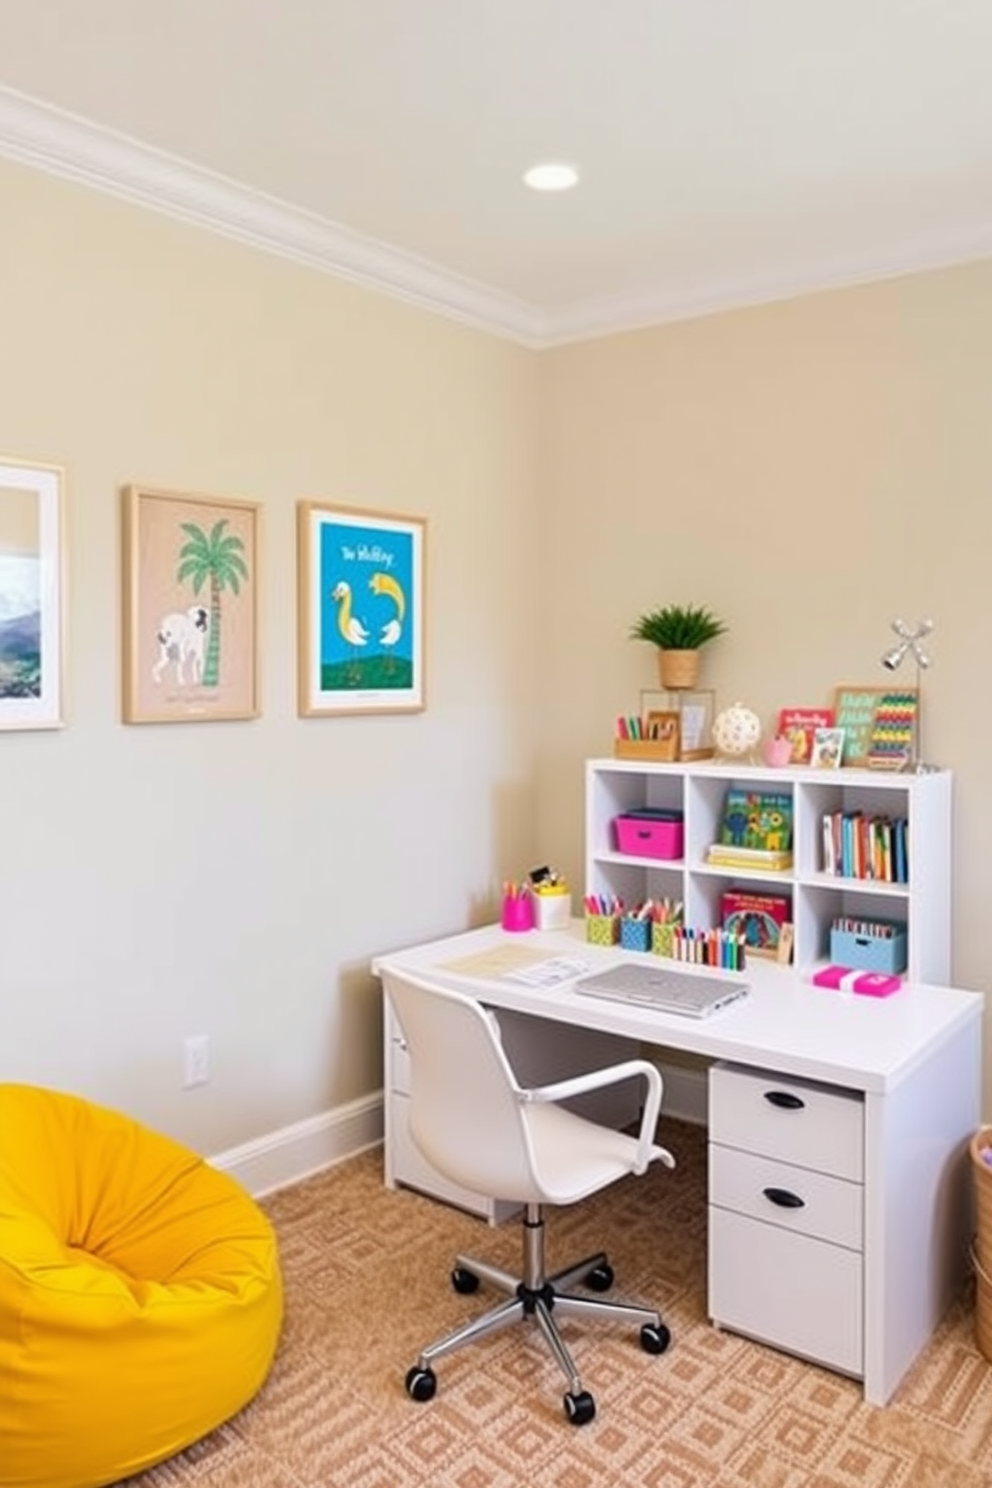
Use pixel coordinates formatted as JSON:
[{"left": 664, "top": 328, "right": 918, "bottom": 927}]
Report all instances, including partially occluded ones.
[{"left": 572, "top": 963, "right": 750, "bottom": 1018}]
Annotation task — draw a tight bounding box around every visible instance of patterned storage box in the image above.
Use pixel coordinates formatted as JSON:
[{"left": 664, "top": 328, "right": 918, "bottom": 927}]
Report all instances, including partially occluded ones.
[{"left": 830, "top": 921, "right": 907, "bottom": 975}]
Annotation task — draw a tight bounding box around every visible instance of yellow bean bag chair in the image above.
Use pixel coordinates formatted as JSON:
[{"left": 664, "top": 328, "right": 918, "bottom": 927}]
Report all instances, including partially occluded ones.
[{"left": 0, "top": 1084, "right": 283, "bottom": 1488}]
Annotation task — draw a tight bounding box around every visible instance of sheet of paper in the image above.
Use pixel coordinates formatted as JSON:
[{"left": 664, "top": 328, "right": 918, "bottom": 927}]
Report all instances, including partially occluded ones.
[
  {"left": 502, "top": 955, "right": 590, "bottom": 987},
  {"left": 438, "top": 945, "right": 588, "bottom": 985},
  {"left": 439, "top": 944, "right": 553, "bottom": 979}
]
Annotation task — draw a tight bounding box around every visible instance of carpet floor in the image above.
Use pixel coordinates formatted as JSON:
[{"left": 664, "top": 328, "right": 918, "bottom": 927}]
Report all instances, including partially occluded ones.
[{"left": 121, "top": 1121, "right": 992, "bottom": 1487}]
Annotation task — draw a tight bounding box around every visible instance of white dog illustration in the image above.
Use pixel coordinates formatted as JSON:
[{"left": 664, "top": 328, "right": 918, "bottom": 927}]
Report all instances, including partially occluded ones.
[{"left": 152, "top": 605, "right": 209, "bottom": 685}]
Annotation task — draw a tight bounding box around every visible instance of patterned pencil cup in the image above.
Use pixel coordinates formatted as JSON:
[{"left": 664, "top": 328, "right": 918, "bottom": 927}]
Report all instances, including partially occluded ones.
[
  {"left": 620, "top": 918, "right": 652, "bottom": 953},
  {"left": 585, "top": 913, "right": 620, "bottom": 947},
  {"left": 652, "top": 922, "right": 676, "bottom": 959}
]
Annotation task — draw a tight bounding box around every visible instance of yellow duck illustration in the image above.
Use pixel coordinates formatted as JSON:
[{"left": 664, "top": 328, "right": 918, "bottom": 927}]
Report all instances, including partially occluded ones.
[
  {"left": 370, "top": 571, "right": 406, "bottom": 651},
  {"left": 331, "top": 582, "right": 370, "bottom": 681}
]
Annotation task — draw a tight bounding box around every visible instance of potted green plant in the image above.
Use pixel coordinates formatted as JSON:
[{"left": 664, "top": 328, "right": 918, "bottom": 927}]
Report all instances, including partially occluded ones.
[{"left": 630, "top": 603, "right": 727, "bottom": 688}]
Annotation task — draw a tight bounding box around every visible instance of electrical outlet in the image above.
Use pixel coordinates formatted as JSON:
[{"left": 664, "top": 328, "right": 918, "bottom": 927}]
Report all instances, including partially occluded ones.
[{"left": 183, "top": 1034, "right": 210, "bottom": 1089}]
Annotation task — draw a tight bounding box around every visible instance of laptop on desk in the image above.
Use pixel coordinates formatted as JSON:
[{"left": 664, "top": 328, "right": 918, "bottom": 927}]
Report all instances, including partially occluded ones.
[{"left": 572, "top": 963, "right": 750, "bottom": 1018}]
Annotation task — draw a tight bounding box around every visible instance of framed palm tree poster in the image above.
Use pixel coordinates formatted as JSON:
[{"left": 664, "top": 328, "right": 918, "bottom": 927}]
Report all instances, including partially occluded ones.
[
  {"left": 297, "top": 501, "right": 426, "bottom": 716},
  {"left": 121, "top": 485, "right": 260, "bottom": 723}
]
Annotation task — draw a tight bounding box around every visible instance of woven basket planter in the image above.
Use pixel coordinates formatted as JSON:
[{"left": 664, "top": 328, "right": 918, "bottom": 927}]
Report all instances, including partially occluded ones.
[
  {"left": 970, "top": 1127, "right": 992, "bottom": 1361},
  {"left": 657, "top": 649, "right": 700, "bottom": 690}
]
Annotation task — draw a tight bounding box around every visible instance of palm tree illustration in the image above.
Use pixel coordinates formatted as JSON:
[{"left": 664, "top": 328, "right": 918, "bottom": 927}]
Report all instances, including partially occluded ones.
[{"left": 175, "top": 519, "right": 248, "bottom": 686}]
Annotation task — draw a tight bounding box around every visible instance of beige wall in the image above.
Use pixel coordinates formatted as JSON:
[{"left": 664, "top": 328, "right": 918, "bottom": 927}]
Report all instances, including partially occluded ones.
[
  {"left": 2, "top": 155, "right": 990, "bottom": 1153},
  {"left": 537, "top": 263, "right": 992, "bottom": 1098},
  {"left": 0, "top": 159, "right": 541, "bottom": 1152}
]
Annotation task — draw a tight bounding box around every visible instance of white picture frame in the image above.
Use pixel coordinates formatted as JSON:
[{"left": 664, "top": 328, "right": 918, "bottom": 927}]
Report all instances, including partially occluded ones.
[{"left": 0, "top": 457, "right": 65, "bottom": 730}]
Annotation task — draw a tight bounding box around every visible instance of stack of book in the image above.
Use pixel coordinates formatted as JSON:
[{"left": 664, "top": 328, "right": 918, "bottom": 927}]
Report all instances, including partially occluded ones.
[{"left": 706, "top": 788, "right": 794, "bottom": 872}]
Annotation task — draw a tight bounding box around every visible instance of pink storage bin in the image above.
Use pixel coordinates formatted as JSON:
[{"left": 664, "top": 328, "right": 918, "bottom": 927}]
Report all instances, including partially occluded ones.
[{"left": 613, "top": 811, "right": 684, "bottom": 861}]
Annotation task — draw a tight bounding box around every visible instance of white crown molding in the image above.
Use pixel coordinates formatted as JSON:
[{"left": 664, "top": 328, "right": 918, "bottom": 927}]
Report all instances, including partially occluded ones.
[
  {"left": 0, "top": 86, "right": 990, "bottom": 351},
  {"left": 542, "top": 227, "right": 992, "bottom": 347},
  {"left": 0, "top": 86, "right": 543, "bottom": 347}
]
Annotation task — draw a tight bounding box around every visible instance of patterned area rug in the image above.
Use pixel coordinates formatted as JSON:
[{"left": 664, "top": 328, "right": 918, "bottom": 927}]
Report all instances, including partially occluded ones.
[{"left": 122, "top": 1122, "right": 992, "bottom": 1487}]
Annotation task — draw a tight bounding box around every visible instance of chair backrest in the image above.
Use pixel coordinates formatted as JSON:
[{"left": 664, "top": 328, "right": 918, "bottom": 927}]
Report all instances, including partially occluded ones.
[{"left": 382, "top": 968, "right": 545, "bottom": 1203}]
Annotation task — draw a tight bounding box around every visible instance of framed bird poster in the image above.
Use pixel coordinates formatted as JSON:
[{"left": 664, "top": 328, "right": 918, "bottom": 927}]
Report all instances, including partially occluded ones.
[
  {"left": 121, "top": 485, "right": 261, "bottom": 723},
  {"left": 296, "top": 501, "right": 426, "bottom": 716}
]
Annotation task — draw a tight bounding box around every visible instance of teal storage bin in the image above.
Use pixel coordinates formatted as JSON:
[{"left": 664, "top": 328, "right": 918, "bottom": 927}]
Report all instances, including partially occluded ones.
[{"left": 830, "top": 921, "right": 907, "bottom": 975}]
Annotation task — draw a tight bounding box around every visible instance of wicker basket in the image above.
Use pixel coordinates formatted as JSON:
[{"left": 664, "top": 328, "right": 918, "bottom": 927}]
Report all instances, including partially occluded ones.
[
  {"left": 970, "top": 1127, "right": 992, "bottom": 1361},
  {"left": 657, "top": 649, "right": 700, "bottom": 689}
]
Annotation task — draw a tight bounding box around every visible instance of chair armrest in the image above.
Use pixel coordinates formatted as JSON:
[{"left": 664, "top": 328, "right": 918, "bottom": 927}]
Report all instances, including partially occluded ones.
[{"left": 522, "top": 1059, "right": 674, "bottom": 1175}]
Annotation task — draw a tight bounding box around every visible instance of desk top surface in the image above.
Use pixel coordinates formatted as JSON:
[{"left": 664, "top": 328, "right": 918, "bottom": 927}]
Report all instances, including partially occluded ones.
[{"left": 373, "top": 921, "right": 982, "bottom": 1095}]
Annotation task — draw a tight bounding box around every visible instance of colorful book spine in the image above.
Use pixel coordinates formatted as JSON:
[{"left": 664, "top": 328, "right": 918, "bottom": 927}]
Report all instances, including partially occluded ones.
[{"left": 819, "top": 811, "right": 909, "bottom": 883}]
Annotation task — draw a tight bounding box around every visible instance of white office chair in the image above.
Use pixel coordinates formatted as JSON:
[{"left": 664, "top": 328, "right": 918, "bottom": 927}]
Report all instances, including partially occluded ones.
[{"left": 383, "top": 967, "right": 676, "bottom": 1425}]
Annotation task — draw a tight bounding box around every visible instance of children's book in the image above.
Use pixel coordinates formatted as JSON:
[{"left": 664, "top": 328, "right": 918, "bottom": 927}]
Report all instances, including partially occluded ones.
[
  {"left": 718, "top": 789, "right": 793, "bottom": 852},
  {"left": 721, "top": 891, "right": 792, "bottom": 959},
  {"left": 777, "top": 707, "right": 834, "bottom": 765}
]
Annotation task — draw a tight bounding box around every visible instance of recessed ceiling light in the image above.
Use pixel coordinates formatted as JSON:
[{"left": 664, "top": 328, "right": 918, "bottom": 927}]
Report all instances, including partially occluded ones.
[{"left": 523, "top": 162, "right": 579, "bottom": 192}]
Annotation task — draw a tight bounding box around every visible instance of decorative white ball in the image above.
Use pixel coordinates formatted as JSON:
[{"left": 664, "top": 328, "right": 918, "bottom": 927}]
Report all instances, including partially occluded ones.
[{"left": 713, "top": 702, "right": 762, "bottom": 759}]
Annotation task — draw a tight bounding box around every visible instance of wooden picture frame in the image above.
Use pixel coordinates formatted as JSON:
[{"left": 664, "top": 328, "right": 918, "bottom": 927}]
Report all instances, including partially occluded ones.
[
  {"left": 121, "top": 485, "right": 260, "bottom": 724},
  {"left": 833, "top": 685, "right": 918, "bottom": 767},
  {"left": 297, "top": 501, "right": 426, "bottom": 716},
  {"left": 0, "top": 456, "right": 65, "bottom": 730}
]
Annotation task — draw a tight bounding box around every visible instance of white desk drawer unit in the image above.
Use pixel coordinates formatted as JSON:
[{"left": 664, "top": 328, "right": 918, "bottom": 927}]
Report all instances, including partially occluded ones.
[{"left": 708, "top": 1061, "right": 866, "bottom": 1377}]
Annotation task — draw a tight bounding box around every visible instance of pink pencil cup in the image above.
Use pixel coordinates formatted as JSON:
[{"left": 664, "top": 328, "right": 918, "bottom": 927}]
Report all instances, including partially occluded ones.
[{"left": 501, "top": 891, "right": 534, "bottom": 932}]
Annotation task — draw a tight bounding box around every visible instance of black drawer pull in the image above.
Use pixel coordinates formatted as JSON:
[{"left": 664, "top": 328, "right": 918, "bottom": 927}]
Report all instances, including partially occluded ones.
[
  {"left": 763, "top": 1187, "right": 805, "bottom": 1209},
  {"left": 763, "top": 1090, "right": 805, "bottom": 1110}
]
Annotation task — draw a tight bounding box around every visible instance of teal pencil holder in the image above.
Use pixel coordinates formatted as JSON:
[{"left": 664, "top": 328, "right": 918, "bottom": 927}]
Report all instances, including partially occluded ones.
[{"left": 620, "top": 918, "right": 651, "bottom": 952}]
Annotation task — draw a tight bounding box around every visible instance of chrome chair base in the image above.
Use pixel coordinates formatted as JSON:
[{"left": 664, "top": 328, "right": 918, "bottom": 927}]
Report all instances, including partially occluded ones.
[{"left": 409, "top": 1203, "right": 668, "bottom": 1414}]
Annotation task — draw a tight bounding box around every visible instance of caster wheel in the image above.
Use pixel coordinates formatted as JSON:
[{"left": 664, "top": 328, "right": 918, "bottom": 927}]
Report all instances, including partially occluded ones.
[
  {"left": 564, "top": 1389, "right": 596, "bottom": 1425},
  {"left": 587, "top": 1263, "right": 614, "bottom": 1292},
  {"left": 405, "top": 1365, "right": 437, "bottom": 1402},
  {"left": 640, "top": 1322, "right": 671, "bottom": 1355},
  {"left": 451, "top": 1267, "right": 480, "bottom": 1294}
]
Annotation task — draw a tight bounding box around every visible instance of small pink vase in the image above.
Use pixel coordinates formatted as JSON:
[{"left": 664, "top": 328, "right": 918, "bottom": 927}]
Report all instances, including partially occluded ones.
[{"left": 764, "top": 736, "right": 792, "bottom": 768}]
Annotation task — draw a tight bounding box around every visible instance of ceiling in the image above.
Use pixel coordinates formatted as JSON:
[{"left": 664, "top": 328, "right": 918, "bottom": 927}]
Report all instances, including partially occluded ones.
[{"left": 0, "top": 0, "right": 990, "bottom": 345}]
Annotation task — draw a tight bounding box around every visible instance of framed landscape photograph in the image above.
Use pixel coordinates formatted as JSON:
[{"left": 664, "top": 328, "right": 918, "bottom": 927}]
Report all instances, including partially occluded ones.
[
  {"left": 0, "top": 457, "right": 65, "bottom": 730},
  {"left": 297, "top": 501, "right": 426, "bottom": 716},
  {"left": 121, "top": 485, "right": 260, "bottom": 724}
]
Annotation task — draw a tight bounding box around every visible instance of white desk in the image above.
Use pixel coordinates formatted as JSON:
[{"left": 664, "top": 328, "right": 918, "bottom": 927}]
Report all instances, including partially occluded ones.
[{"left": 373, "top": 921, "right": 982, "bottom": 1406}]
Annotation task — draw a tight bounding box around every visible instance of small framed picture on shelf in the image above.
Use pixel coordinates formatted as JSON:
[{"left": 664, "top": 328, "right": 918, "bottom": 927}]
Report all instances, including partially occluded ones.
[{"left": 810, "top": 726, "right": 845, "bottom": 769}]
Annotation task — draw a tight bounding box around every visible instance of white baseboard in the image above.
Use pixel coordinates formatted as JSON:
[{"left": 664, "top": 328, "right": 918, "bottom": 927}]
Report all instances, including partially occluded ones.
[
  {"left": 208, "top": 1066, "right": 700, "bottom": 1201},
  {"left": 210, "top": 1090, "right": 384, "bottom": 1197},
  {"left": 656, "top": 1061, "right": 708, "bottom": 1126}
]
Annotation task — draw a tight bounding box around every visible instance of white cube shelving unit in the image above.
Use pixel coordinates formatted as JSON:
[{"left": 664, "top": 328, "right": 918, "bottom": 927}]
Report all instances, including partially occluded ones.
[{"left": 585, "top": 758, "right": 952, "bottom": 984}]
